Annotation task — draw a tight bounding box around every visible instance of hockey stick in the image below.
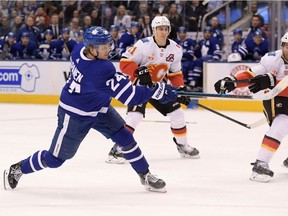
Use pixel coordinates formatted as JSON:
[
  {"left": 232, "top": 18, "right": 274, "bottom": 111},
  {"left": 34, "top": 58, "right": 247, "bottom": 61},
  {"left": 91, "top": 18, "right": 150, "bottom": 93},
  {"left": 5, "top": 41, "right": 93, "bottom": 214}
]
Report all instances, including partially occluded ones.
[
  {"left": 143, "top": 120, "right": 196, "bottom": 124},
  {"left": 175, "top": 91, "right": 252, "bottom": 99},
  {"left": 188, "top": 100, "right": 265, "bottom": 129}
]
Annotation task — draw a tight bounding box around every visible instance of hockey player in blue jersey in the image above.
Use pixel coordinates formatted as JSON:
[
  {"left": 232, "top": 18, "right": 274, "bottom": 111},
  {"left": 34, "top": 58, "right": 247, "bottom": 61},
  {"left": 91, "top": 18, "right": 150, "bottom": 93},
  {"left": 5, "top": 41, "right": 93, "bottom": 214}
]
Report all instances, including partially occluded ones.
[
  {"left": 237, "top": 29, "right": 269, "bottom": 61},
  {"left": 175, "top": 26, "right": 196, "bottom": 86},
  {"left": 192, "top": 26, "right": 221, "bottom": 91},
  {"left": 10, "top": 31, "right": 38, "bottom": 59},
  {"left": 231, "top": 28, "right": 245, "bottom": 53},
  {"left": 50, "top": 28, "right": 78, "bottom": 60},
  {"left": 37, "top": 29, "right": 54, "bottom": 60},
  {"left": 3, "top": 26, "right": 177, "bottom": 193},
  {"left": 118, "top": 21, "right": 140, "bottom": 56},
  {"left": 0, "top": 32, "right": 16, "bottom": 60},
  {"left": 109, "top": 25, "right": 120, "bottom": 60}
]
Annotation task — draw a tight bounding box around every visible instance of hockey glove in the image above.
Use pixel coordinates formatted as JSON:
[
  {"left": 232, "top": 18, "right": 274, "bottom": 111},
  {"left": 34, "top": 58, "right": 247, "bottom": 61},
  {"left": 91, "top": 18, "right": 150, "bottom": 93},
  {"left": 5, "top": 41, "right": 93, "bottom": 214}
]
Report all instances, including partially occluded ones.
[
  {"left": 214, "top": 76, "right": 237, "bottom": 94},
  {"left": 176, "top": 86, "right": 190, "bottom": 106},
  {"left": 135, "top": 66, "right": 152, "bottom": 86},
  {"left": 248, "top": 73, "right": 276, "bottom": 93},
  {"left": 151, "top": 83, "right": 177, "bottom": 104}
]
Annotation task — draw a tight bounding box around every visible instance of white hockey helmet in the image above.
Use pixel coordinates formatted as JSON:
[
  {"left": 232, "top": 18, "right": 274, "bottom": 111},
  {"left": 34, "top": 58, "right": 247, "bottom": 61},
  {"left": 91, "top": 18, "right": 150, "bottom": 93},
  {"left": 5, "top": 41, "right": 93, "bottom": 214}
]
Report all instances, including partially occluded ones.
[
  {"left": 281, "top": 32, "right": 288, "bottom": 46},
  {"left": 227, "top": 53, "right": 242, "bottom": 62},
  {"left": 151, "top": 16, "right": 171, "bottom": 33}
]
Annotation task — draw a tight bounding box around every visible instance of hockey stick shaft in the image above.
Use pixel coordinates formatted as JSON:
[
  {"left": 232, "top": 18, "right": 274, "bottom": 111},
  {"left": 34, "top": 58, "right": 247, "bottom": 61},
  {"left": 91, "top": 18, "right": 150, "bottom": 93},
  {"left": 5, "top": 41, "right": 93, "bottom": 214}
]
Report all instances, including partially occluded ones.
[
  {"left": 176, "top": 91, "right": 252, "bottom": 99},
  {"left": 143, "top": 120, "right": 196, "bottom": 124},
  {"left": 189, "top": 100, "right": 262, "bottom": 129},
  {"left": 247, "top": 117, "right": 267, "bottom": 129},
  {"left": 225, "top": 79, "right": 251, "bottom": 84}
]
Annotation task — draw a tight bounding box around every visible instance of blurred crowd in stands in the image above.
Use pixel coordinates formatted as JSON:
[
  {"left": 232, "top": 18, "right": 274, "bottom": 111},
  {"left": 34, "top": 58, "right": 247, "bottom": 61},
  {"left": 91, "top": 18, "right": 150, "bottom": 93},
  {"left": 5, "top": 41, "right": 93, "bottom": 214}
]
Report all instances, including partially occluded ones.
[{"left": 0, "top": 0, "right": 270, "bottom": 91}]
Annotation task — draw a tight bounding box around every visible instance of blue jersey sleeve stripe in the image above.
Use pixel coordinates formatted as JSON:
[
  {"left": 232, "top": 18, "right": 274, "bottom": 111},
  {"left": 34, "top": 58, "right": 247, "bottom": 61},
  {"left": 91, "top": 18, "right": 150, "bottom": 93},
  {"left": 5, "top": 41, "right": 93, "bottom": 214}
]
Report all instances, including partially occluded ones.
[
  {"left": 114, "top": 82, "right": 132, "bottom": 100},
  {"left": 123, "top": 85, "right": 136, "bottom": 105}
]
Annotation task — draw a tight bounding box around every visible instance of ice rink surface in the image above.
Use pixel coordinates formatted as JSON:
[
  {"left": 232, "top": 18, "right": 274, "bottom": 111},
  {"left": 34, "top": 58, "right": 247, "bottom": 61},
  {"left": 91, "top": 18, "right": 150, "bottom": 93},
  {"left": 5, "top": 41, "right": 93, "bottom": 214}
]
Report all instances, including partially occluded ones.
[{"left": 1, "top": 103, "right": 288, "bottom": 216}]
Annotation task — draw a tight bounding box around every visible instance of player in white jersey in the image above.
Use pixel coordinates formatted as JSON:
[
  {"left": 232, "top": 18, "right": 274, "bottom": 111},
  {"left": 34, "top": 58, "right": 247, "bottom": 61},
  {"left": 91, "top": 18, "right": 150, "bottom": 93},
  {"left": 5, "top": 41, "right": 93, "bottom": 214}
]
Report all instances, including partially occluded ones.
[
  {"left": 106, "top": 16, "right": 200, "bottom": 164},
  {"left": 3, "top": 26, "right": 179, "bottom": 193},
  {"left": 214, "top": 32, "right": 288, "bottom": 182}
]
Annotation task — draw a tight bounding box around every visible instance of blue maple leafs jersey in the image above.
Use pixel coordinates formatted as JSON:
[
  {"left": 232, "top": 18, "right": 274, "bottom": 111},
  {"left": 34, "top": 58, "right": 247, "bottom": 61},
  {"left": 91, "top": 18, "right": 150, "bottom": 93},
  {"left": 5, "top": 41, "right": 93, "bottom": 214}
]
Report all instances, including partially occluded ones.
[
  {"left": 175, "top": 38, "right": 196, "bottom": 61},
  {"left": 60, "top": 43, "right": 154, "bottom": 120}
]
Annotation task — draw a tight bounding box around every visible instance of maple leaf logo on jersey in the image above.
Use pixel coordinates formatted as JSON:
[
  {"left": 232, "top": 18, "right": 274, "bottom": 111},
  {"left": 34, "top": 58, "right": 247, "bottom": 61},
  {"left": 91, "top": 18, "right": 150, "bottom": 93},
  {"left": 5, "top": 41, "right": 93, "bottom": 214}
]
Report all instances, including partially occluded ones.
[{"left": 166, "top": 54, "right": 174, "bottom": 62}]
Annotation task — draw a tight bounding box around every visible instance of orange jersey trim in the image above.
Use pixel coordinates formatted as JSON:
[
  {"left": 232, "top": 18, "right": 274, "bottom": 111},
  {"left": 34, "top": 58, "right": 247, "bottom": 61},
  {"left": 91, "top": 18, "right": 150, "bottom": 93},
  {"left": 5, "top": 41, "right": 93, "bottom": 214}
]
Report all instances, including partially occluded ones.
[
  {"left": 235, "top": 70, "right": 255, "bottom": 88},
  {"left": 167, "top": 71, "right": 184, "bottom": 87},
  {"left": 119, "top": 59, "right": 138, "bottom": 78}
]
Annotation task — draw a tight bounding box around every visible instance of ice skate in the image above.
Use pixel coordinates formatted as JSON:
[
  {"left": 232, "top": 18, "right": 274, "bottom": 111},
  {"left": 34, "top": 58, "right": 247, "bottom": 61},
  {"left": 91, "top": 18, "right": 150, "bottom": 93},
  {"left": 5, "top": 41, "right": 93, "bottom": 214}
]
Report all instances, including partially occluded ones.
[
  {"left": 173, "top": 137, "right": 200, "bottom": 159},
  {"left": 250, "top": 160, "right": 274, "bottom": 183},
  {"left": 139, "top": 172, "right": 167, "bottom": 193},
  {"left": 283, "top": 157, "right": 288, "bottom": 168},
  {"left": 105, "top": 144, "right": 126, "bottom": 164},
  {"left": 3, "top": 161, "right": 23, "bottom": 190}
]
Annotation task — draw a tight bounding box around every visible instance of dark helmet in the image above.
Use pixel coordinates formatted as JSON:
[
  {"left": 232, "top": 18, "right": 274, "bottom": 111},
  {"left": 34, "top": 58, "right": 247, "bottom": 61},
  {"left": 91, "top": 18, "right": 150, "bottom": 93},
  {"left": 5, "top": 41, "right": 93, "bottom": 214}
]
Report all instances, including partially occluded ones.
[
  {"left": 233, "top": 28, "right": 242, "bottom": 35},
  {"left": 253, "top": 29, "right": 263, "bottom": 37},
  {"left": 44, "top": 29, "right": 53, "bottom": 36},
  {"left": 83, "top": 26, "right": 114, "bottom": 50},
  {"left": 61, "top": 27, "right": 70, "bottom": 34},
  {"left": 178, "top": 26, "right": 187, "bottom": 33},
  {"left": 130, "top": 21, "right": 139, "bottom": 28},
  {"left": 109, "top": 25, "right": 119, "bottom": 32},
  {"left": 7, "top": 32, "right": 15, "bottom": 38},
  {"left": 78, "top": 30, "right": 84, "bottom": 36},
  {"left": 21, "top": 31, "right": 30, "bottom": 38},
  {"left": 203, "top": 26, "right": 212, "bottom": 33}
]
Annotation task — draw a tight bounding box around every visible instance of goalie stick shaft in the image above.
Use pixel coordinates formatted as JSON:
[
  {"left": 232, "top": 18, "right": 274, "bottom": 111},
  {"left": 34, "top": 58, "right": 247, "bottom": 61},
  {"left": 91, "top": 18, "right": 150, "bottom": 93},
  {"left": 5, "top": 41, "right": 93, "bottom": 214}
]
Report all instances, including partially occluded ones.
[{"left": 189, "top": 100, "right": 265, "bottom": 129}]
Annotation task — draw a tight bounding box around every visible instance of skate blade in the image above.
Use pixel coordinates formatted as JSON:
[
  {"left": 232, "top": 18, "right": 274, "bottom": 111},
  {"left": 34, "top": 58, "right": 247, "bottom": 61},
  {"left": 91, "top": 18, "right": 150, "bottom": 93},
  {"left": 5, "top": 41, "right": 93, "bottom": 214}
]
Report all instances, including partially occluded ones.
[
  {"left": 145, "top": 185, "right": 167, "bottom": 193},
  {"left": 3, "top": 169, "right": 10, "bottom": 190},
  {"left": 180, "top": 154, "right": 200, "bottom": 159},
  {"left": 249, "top": 172, "right": 272, "bottom": 183},
  {"left": 105, "top": 156, "right": 126, "bottom": 164}
]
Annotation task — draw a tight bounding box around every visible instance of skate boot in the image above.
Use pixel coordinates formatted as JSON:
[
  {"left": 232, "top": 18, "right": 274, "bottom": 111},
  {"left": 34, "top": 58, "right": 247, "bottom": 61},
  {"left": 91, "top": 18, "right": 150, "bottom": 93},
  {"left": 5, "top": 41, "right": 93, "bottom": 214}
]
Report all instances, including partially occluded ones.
[
  {"left": 3, "top": 161, "right": 23, "bottom": 190},
  {"left": 250, "top": 159, "right": 274, "bottom": 183},
  {"left": 173, "top": 137, "right": 200, "bottom": 159},
  {"left": 138, "top": 172, "right": 167, "bottom": 193},
  {"left": 105, "top": 144, "right": 126, "bottom": 164},
  {"left": 283, "top": 157, "right": 288, "bottom": 168}
]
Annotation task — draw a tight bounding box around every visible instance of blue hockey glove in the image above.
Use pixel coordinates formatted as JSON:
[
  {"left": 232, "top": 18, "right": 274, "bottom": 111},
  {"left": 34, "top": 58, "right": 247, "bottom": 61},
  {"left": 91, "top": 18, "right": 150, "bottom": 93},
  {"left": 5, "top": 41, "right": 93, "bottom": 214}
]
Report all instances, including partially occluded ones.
[
  {"left": 135, "top": 66, "right": 152, "bottom": 86},
  {"left": 151, "top": 83, "right": 177, "bottom": 104}
]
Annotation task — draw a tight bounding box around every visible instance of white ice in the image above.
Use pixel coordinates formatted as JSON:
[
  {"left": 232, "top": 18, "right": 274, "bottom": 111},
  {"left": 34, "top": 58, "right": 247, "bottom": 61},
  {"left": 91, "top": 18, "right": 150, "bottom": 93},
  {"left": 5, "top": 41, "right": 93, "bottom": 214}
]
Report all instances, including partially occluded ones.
[{"left": 1, "top": 103, "right": 288, "bottom": 216}]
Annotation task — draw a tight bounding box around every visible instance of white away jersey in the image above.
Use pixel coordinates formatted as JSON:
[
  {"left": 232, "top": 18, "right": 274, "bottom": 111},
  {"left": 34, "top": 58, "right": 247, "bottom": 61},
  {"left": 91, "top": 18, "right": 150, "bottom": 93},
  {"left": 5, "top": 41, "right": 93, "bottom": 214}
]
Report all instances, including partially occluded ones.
[
  {"left": 122, "top": 36, "right": 183, "bottom": 82},
  {"left": 251, "top": 50, "right": 288, "bottom": 80}
]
